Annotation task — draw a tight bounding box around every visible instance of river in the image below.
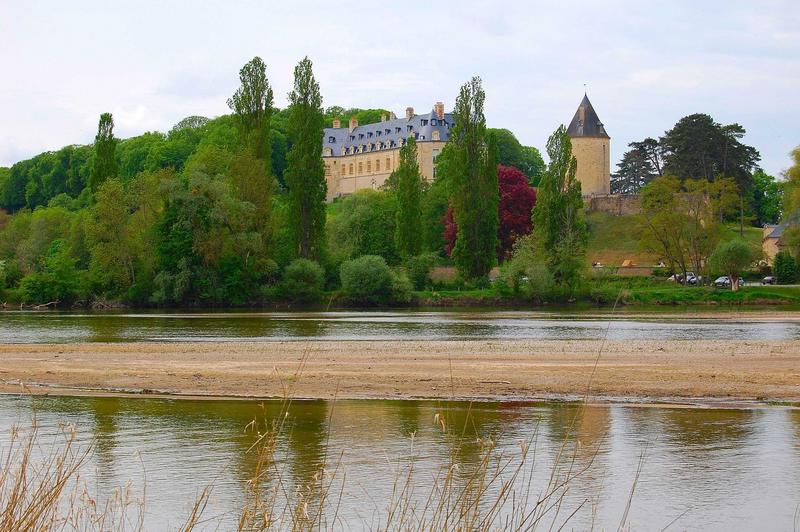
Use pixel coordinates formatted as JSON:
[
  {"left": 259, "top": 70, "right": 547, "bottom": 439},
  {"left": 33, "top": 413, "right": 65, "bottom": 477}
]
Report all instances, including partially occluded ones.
[
  {"left": 1, "top": 395, "right": 799, "bottom": 530},
  {"left": 2, "top": 309, "right": 799, "bottom": 343}
]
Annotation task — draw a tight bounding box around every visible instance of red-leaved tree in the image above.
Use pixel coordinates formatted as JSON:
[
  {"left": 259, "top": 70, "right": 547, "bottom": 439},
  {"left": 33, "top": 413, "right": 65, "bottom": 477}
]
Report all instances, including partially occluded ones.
[
  {"left": 497, "top": 164, "right": 536, "bottom": 261},
  {"left": 443, "top": 165, "right": 536, "bottom": 262}
]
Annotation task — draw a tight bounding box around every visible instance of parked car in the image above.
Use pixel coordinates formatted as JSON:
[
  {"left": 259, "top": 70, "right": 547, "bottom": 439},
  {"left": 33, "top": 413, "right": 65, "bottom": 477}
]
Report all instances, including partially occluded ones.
[
  {"left": 714, "top": 276, "right": 731, "bottom": 288},
  {"left": 668, "top": 271, "right": 698, "bottom": 285},
  {"left": 761, "top": 276, "right": 776, "bottom": 285}
]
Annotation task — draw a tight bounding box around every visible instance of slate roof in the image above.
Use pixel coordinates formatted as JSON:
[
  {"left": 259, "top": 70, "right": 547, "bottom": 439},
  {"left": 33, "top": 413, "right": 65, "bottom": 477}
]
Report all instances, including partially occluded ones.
[
  {"left": 566, "top": 94, "right": 609, "bottom": 138},
  {"left": 323, "top": 109, "right": 453, "bottom": 156},
  {"left": 766, "top": 223, "right": 786, "bottom": 239}
]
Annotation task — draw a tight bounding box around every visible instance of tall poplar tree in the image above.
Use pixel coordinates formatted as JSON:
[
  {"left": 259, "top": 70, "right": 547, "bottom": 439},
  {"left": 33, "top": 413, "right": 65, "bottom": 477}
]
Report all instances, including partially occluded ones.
[
  {"left": 227, "top": 57, "right": 275, "bottom": 249},
  {"left": 445, "top": 77, "right": 499, "bottom": 281},
  {"left": 532, "top": 125, "right": 587, "bottom": 290},
  {"left": 393, "top": 136, "right": 423, "bottom": 259},
  {"left": 89, "top": 113, "right": 118, "bottom": 193},
  {"left": 284, "top": 57, "right": 326, "bottom": 260},
  {"left": 227, "top": 56, "right": 274, "bottom": 162}
]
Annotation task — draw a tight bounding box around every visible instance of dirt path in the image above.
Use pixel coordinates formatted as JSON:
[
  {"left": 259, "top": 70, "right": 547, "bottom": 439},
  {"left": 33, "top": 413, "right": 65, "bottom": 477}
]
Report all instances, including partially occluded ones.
[{"left": 0, "top": 340, "right": 798, "bottom": 402}]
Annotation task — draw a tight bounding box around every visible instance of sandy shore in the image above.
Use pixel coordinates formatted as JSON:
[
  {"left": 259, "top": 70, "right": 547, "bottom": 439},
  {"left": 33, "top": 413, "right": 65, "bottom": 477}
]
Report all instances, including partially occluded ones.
[{"left": 0, "top": 339, "right": 798, "bottom": 403}]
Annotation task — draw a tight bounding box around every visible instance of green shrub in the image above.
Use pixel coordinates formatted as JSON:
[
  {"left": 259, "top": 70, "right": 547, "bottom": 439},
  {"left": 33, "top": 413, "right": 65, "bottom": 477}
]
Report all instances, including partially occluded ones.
[
  {"left": 406, "top": 253, "right": 437, "bottom": 290},
  {"left": 280, "top": 259, "right": 325, "bottom": 303},
  {"left": 774, "top": 251, "right": 798, "bottom": 284},
  {"left": 390, "top": 271, "right": 413, "bottom": 303},
  {"left": 340, "top": 255, "right": 393, "bottom": 304}
]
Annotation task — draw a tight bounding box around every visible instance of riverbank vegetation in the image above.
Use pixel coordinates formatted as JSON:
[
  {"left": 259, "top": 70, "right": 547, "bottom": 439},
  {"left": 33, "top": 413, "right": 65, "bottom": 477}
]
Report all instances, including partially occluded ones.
[{"left": 0, "top": 55, "right": 798, "bottom": 309}]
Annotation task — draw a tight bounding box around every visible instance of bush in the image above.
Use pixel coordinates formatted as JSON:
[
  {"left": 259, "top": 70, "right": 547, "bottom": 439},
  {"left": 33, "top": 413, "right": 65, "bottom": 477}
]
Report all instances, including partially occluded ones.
[
  {"left": 390, "top": 271, "right": 413, "bottom": 304},
  {"left": 340, "top": 255, "right": 393, "bottom": 304},
  {"left": 280, "top": 259, "right": 325, "bottom": 303},
  {"left": 406, "top": 253, "right": 437, "bottom": 290},
  {"left": 774, "top": 251, "right": 798, "bottom": 284}
]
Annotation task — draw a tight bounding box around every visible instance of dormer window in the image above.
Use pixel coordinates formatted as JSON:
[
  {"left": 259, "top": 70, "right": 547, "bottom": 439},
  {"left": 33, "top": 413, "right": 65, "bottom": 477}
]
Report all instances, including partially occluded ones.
[
  {"left": 385, "top": 129, "right": 391, "bottom": 135},
  {"left": 395, "top": 127, "right": 401, "bottom": 133},
  {"left": 376, "top": 131, "right": 381, "bottom": 136},
  {"left": 359, "top": 133, "right": 364, "bottom": 140},
  {"left": 368, "top": 132, "right": 373, "bottom": 138},
  {"left": 421, "top": 119, "right": 428, "bottom": 126},
  {"left": 328, "top": 136, "right": 336, "bottom": 143},
  {"left": 350, "top": 135, "right": 355, "bottom": 141},
  {"left": 407, "top": 125, "right": 413, "bottom": 132},
  {"left": 431, "top": 119, "right": 438, "bottom": 126}
]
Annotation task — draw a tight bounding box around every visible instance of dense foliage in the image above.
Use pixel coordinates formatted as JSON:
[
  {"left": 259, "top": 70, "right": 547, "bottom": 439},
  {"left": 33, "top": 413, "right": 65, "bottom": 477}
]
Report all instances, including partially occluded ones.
[
  {"left": 285, "top": 57, "right": 327, "bottom": 261},
  {"left": 391, "top": 137, "right": 424, "bottom": 259},
  {"left": 611, "top": 113, "right": 770, "bottom": 233},
  {"left": 773, "top": 251, "right": 798, "bottom": 284},
  {"left": 531, "top": 125, "right": 587, "bottom": 291},
  {"left": 709, "top": 239, "right": 756, "bottom": 291},
  {"left": 442, "top": 77, "right": 499, "bottom": 282}
]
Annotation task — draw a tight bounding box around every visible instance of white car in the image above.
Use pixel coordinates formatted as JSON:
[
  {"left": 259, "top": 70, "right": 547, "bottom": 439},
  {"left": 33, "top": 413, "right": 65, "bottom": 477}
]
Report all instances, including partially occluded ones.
[{"left": 714, "top": 276, "right": 731, "bottom": 288}]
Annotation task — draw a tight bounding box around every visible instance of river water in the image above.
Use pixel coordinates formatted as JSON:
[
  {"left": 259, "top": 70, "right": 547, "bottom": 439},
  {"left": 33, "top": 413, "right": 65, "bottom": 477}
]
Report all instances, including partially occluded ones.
[
  {"left": 1, "top": 310, "right": 799, "bottom": 529},
  {"left": 2, "top": 309, "right": 800, "bottom": 343},
  {"left": 1, "top": 395, "right": 799, "bottom": 530}
]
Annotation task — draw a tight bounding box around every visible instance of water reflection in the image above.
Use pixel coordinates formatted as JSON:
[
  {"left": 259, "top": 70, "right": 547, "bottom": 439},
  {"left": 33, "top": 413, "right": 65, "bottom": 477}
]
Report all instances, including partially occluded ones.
[
  {"left": 3, "top": 310, "right": 800, "bottom": 343},
  {"left": 1, "top": 396, "right": 798, "bottom": 530}
]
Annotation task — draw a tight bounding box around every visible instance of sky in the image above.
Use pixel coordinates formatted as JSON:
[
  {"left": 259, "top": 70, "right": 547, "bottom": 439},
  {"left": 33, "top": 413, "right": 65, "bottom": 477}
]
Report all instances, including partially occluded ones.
[{"left": 1, "top": 0, "right": 798, "bottom": 176}]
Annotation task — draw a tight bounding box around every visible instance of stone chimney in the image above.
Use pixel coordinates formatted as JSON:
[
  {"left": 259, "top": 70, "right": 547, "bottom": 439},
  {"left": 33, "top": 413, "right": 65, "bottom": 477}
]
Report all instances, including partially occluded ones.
[
  {"left": 405, "top": 107, "right": 414, "bottom": 120},
  {"left": 332, "top": 118, "right": 341, "bottom": 129},
  {"left": 349, "top": 116, "right": 358, "bottom": 131},
  {"left": 434, "top": 102, "right": 444, "bottom": 120},
  {"left": 380, "top": 113, "right": 387, "bottom": 122}
]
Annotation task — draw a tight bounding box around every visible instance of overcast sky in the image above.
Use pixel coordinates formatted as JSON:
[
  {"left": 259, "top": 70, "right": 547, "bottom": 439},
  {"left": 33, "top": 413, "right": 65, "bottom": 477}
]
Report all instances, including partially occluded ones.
[{"left": 1, "top": 0, "right": 798, "bottom": 176}]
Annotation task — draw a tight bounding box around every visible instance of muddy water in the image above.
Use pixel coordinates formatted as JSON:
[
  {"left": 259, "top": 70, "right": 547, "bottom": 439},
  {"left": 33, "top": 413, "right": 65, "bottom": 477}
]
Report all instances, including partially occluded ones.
[
  {"left": 2, "top": 309, "right": 799, "bottom": 343},
  {"left": 1, "top": 395, "right": 798, "bottom": 530}
]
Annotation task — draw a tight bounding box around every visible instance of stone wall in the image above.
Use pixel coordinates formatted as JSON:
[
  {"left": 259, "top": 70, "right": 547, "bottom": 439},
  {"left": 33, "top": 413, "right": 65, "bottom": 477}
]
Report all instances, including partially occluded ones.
[{"left": 585, "top": 194, "right": 642, "bottom": 215}]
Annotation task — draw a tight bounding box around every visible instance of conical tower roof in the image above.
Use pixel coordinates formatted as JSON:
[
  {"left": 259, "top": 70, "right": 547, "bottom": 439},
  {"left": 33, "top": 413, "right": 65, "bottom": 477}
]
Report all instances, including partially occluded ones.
[{"left": 566, "top": 94, "right": 609, "bottom": 138}]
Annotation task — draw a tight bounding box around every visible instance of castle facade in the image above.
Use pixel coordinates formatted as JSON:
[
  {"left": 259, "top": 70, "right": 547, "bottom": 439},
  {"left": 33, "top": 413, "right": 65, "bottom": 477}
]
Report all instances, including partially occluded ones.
[
  {"left": 322, "top": 95, "right": 611, "bottom": 200},
  {"left": 322, "top": 103, "right": 451, "bottom": 201}
]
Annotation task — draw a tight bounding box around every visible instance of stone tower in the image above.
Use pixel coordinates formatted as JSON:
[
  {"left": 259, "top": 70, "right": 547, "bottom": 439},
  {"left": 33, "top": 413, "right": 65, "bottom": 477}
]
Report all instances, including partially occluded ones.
[{"left": 566, "top": 94, "right": 610, "bottom": 196}]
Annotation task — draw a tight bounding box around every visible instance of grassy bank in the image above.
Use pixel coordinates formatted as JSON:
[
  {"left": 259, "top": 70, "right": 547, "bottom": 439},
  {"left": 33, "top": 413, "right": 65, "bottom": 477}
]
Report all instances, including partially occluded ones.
[{"left": 414, "top": 282, "right": 800, "bottom": 308}]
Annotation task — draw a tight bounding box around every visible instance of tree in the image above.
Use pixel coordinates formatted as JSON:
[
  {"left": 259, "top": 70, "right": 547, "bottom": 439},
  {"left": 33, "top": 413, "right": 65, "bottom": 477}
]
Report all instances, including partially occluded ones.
[
  {"left": 89, "top": 113, "right": 118, "bottom": 193},
  {"left": 489, "top": 128, "right": 545, "bottom": 184},
  {"left": 782, "top": 147, "right": 800, "bottom": 217},
  {"left": 611, "top": 140, "right": 659, "bottom": 194},
  {"left": 227, "top": 56, "right": 274, "bottom": 162},
  {"left": 531, "top": 125, "right": 587, "bottom": 291},
  {"left": 497, "top": 165, "right": 536, "bottom": 261},
  {"left": 421, "top": 175, "right": 449, "bottom": 255},
  {"left": 326, "top": 189, "right": 398, "bottom": 264},
  {"left": 709, "top": 239, "right": 755, "bottom": 291},
  {"left": 640, "top": 175, "right": 722, "bottom": 280},
  {"left": 442, "top": 164, "right": 536, "bottom": 262},
  {"left": 773, "top": 251, "right": 798, "bottom": 284},
  {"left": 86, "top": 178, "right": 136, "bottom": 295},
  {"left": 444, "top": 77, "right": 499, "bottom": 281},
  {"left": 393, "top": 136, "right": 423, "bottom": 259},
  {"left": 751, "top": 169, "right": 782, "bottom": 225},
  {"left": 660, "top": 114, "right": 759, "bottom": 190},
  {"left": 284, "top": 57, "right": 326, "bottom": 260}
]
